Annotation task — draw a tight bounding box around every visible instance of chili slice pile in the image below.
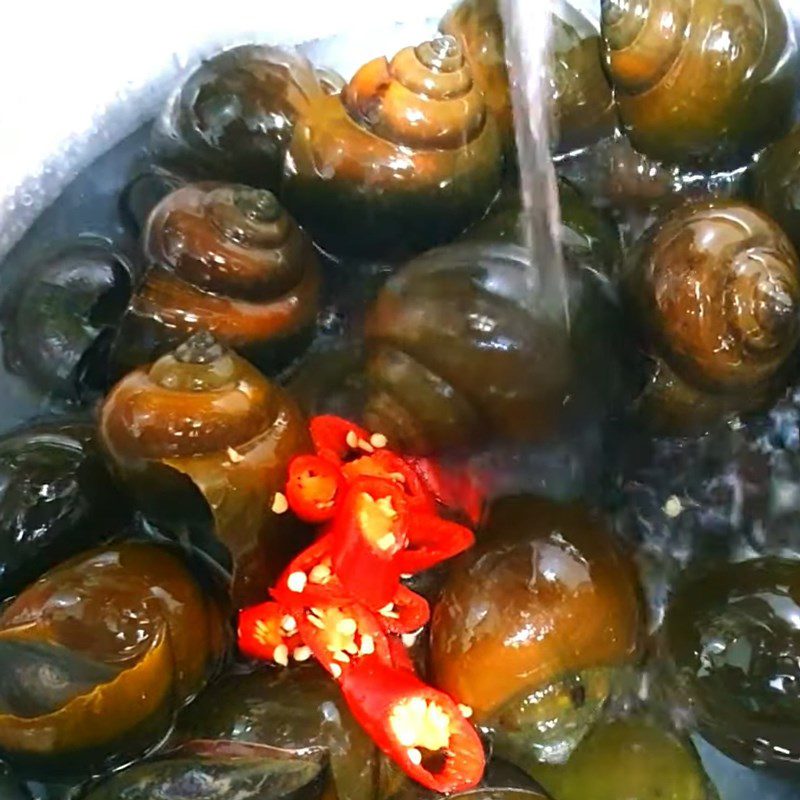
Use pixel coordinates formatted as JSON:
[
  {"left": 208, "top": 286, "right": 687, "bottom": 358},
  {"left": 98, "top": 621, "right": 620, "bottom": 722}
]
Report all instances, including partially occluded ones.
[{"left": 237, "top": 414, "right": 484, "bottom": 793}]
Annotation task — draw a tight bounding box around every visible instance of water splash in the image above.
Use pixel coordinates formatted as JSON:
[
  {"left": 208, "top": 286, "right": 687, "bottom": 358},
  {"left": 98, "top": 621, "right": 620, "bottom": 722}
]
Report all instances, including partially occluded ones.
[{"left": 499, "top": 0, "right": 569, "bottom": 327}]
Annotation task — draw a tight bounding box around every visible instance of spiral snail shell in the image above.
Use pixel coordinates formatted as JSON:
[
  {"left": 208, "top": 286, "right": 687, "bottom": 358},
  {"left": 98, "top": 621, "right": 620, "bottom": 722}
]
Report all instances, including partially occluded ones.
[
  {"left": 1, "top": 238, "right": 133, "bottom": 402},
  {"left": 441, "top": 0, "right": 616, "bottom": 155},
  {"left": 282, "top": 35, "right": 503, "bottom": 258},
  {"left": 111, "top": 183, "right": 321, "bottom": 376},
  {"left": 601, "top": 0, "right": 800, "bottom": 167},
  {"left": 151, "top": 45, "right": 343, "bottom": 191},
  {"left": 623, "top": 200, "right": 800, "bottom": 431},
  {"left": 100, "top": 332, "right": 310, "bottom": 608},
  {"left": 0, "top": 541, "right": 227, "bottom": 775},
  {"left": 363, "top": 197, "right": 627, "bottom": 454},
  {"left": 431, "top": 497, "right": 641, "bottom": 765}
]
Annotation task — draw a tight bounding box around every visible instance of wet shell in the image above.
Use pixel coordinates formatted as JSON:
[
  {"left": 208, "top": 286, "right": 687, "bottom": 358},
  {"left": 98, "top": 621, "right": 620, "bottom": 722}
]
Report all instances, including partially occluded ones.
[
  {"left": 430, "top": 497, "right": 641, "bottom": 764},
  {"left": 1, "top": 238, "right": 133, "bottom": 401},
  {"left": 0, "top": 541, "right": 227, "bottom": 776},
  {"left": 601, "top": 0, "right": 800, "bottom": 167},
  {"left": 282, "top": 35, "right": 503, "bottom": 258},
  {"left": 441, "top": 0, "right": 616, "bottom": 154},
  {"left": 663, "top": 557, "right": 800, "bottom": 771},
  {"left": 100, "top": 332, "right": 310, "bottom": 608},
  {"left": 151, "top": 44, "right": 342, "bottom": 190},
  {"left": 623, "top": 200, "right": 800, "bottom": 431},
  {"left": 112, "top": 183, "right": 320, "bottom": 376}
]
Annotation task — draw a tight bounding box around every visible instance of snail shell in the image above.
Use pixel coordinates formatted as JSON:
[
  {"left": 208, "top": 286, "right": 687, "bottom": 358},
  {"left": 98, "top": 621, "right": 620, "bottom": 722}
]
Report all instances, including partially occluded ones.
[
  {"left": 663, "top": 558, "right": 800, "bottom": 770},
  {"left": 441, "top": 0, "right": 616, "bottom": 154},
  {"left": 751, "top": 123, "right": 800, "bottom": 257},
  {"left": 0, "top": 541, "right": 227, "bottom": 775},
  {"left": 112, "top": 183, "right": 320, "bottom": 376},
  {"left": 0, "top": 419, "right": 129, "bottom": 600},
  {"left": 174, "top": 668, "right": 383, "bottom": 800},
  {"left": 430, "top": 497, "right": 641, "bottom": 764},
  {"left": 1, "top": 238, "right": 133, "bottom": 401},
  {"left": 282, "top": 35, "right": 503, "bottom": 258},
  {"left": 623, "top": 200, "right": 800, "bottom": 431},
  {"left": 601, "top": 0, "right": 800, "bottom": 167},
  {"left": 528, "top": 718, "right": 715, "bottom": 800},
  {"left": 363, "top": 230, "right": 627, "bottom": 454},
  {"left": 151, "top": 45, "right": 343, "bottom": 190},
  {"left": 100, "top": 332, "right": 310, "bottom": 608},
  {"left": 79, "top": 741, "right": 326, "bottom": 800}
]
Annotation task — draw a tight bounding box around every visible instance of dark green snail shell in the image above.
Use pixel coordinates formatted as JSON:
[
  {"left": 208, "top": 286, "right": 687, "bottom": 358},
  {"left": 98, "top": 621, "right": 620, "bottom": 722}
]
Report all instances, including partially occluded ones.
[
  {"left": 173, "top": 666, "right": 382, "bottom": 800},
  {"left": 750, "top": 124, "right": 800, "bottom": 256},
  {"left": 1, "top": 238, "right": 133, "bottom": 401},
  {"left": 389, "top": 759, "right": 551, "bottom": 800},
  {"left": 526, "top": 718, "right": 716, "bottom": 800},
  {"left": 0, "top": 419, "right": 129, "bottom": 600},
  {"left": 0, "top": 768, "right": 29, "bottom": 800},
  {"left": 151, "top": 45, "right": 340, "bottom": 191},
  {"left": 76, "top": 741, "right": 327, "bottom": 800},
  {"left": 663, "top": 557, "right": 800, "bottom": 772}
]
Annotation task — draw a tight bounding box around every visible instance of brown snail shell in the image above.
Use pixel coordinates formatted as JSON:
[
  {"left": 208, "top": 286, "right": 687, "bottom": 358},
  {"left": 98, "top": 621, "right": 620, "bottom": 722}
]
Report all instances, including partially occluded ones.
[
  {"left": 0, "top": 541, "right": 227, "bottom": 775},
  {"left": 601, "top": 0, "right": 800, "bottom": 167},
  {"left": 440, "top": 0, "right": 616, "bottom": 154},
  {"left": 100, "top": 332, "right": 310, "bottom": 608},
  {"left": 430, "top": 496, "right": 642, "bottom": 764},
  {"left": 623, "top": 200, "right": 800, "bottom": 431},
  {"left": 282, "top": 35, "right": 503, "bottom": 258},
  {"left": 112, "top": 183, "right": 321, "bottom": 376}
]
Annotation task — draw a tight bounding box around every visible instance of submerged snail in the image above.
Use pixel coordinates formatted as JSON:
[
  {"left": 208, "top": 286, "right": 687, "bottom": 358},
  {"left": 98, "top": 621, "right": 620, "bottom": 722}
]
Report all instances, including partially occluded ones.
[
  {"left": 100, "top": 332, "right": 310, "bottom": 608},
  {"left": 0, "top": 419, "right": 129, "bottom": 600},
  {"left": 0, "top": 542, "right": 227, "bottom": 776},
  {"left": 623, "top": 200, "right": 800, "bottom": 432},
  {"left": 1, "top": 238, "right": 133, "bottom": 401},
  {"left": 601, "top": 0, "right": 800, "bottom": 167},
  {"left": 663, "top": 558, "right": 800, "bottom": 771},
  {"left": 151, "top": 44, "right": 343, "bottom": 191},
  {"left": 528, "top": 718, "right": 715, "bottom": 800},
  {"left": 112, "top": 183, "right": 321, "bottom": 376},
  {"left": 282, "top": 35, "right": 503, "bottom": 258},
  {"left": 175, "top": 667, "right": 386, "bottom": 800},
  {"left": 751, "top": 124, "right": 800, "bottom": 256},
  {"left": 430, "top": 496, "right": 642, "bottom": 767},
  {"left": 78, "top": 741, "right": 327, "bottom": 800},
  {"left": 440, "top": 0, "right": 616, "bottom": 154},
  {"left": 363, "top": 193, "right": 627, "bottom": 454}
]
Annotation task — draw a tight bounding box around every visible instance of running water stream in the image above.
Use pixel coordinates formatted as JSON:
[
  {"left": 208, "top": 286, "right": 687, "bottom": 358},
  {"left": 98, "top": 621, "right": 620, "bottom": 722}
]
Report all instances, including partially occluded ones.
[{"left": 499, "top": 0, "right": 569, "bottom": 326}]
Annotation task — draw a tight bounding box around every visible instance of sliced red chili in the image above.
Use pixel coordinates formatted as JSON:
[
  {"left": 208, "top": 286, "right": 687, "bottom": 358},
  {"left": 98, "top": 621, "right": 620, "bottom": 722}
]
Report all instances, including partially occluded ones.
[
  {"left": 378, "top": 585, "right": 430, "bottom": 635},
  {"left": 396, "top": 514, "right": 475, "bottom": 575},
  {"left": 237, "top": 601, "right": 300, "bottom": 665},
  {"left": 296, "top": 599, "right": 393, "bottom": 680},
  {"left": 310, "top": 415, "right": 374, "bottom": 464},
  {"left": 388, "top": 635, "right": 416, "bottom": 673},
  {"left": 286, "top": 454, "right": 346, "bottom": 523},
  {"left": 341, "top": 661, "right": 485, "bottom": 793},
  {"left": 405, "top": 456, "right": 485, "bottom": 526},
  {"left": 272, "top": 533, "right": 350, "bottom": 608},
  {"left": 331, "top": 477, "right": 409, "bottom": 609},
  {"left": 342, "top": 451, "right": 436, "bottom": 514}
]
